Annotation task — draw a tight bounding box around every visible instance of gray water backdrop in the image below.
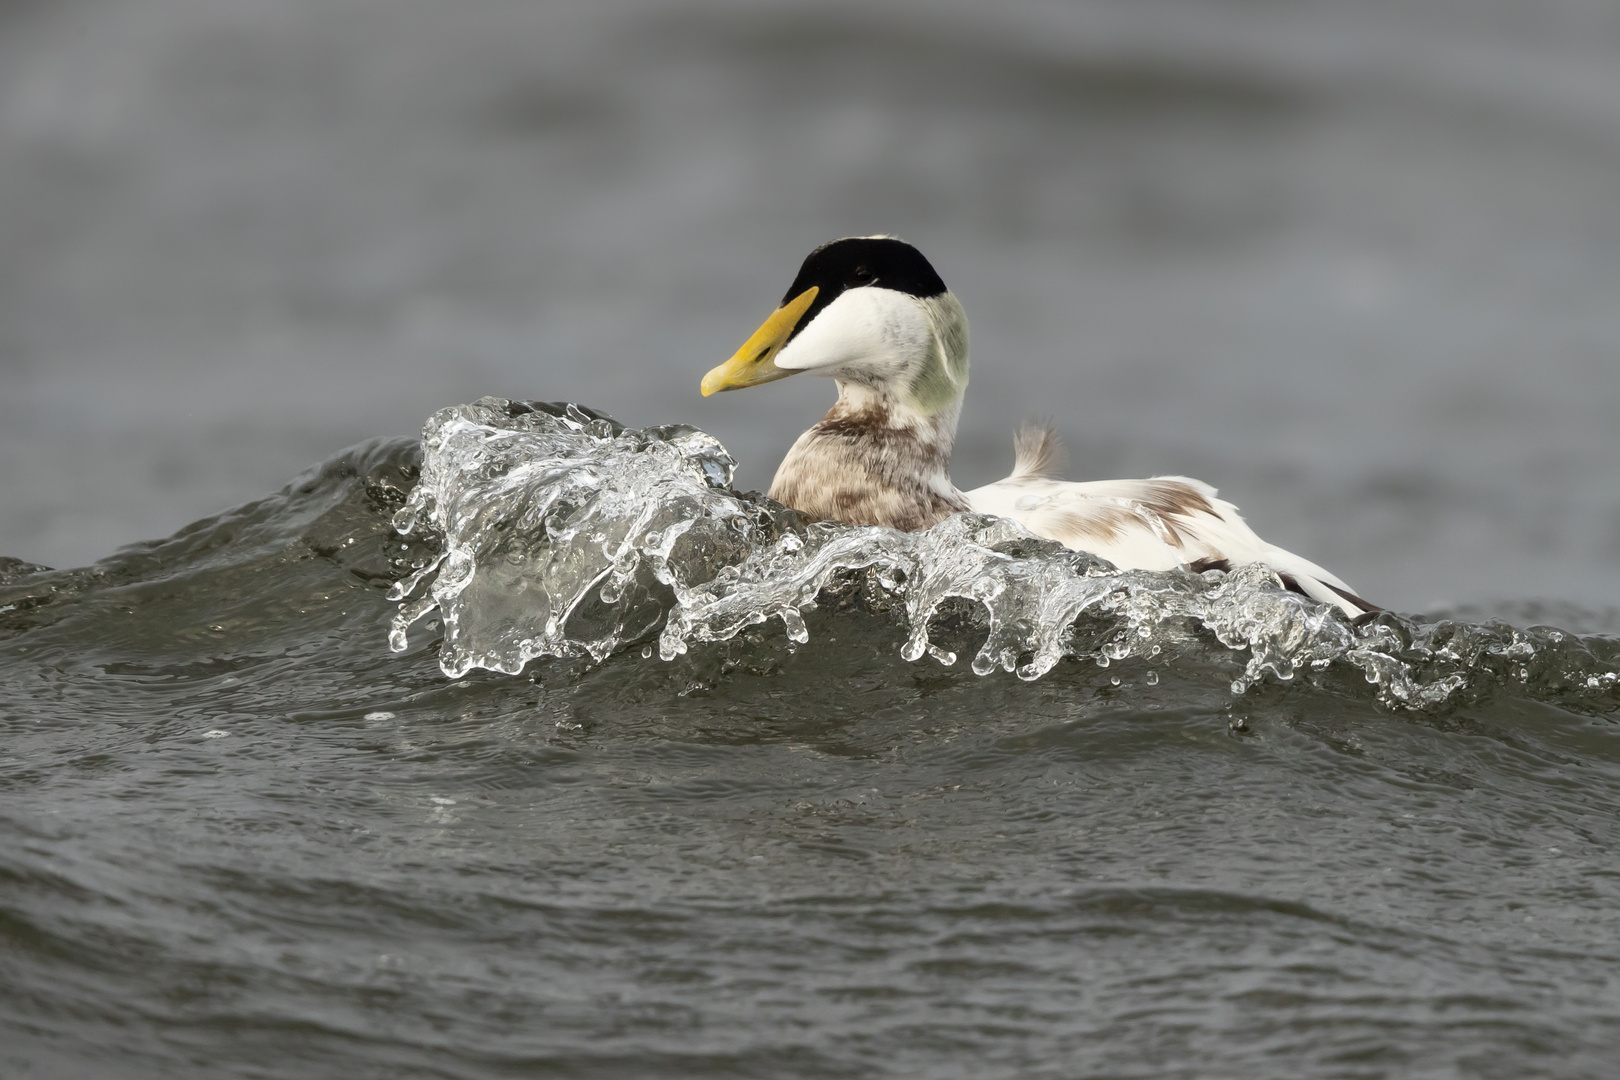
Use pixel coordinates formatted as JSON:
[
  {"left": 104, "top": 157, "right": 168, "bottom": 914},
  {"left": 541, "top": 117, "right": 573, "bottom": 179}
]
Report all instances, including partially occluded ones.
[{"left": 4, "top": 0, "right": 1620, "bottom": 612}]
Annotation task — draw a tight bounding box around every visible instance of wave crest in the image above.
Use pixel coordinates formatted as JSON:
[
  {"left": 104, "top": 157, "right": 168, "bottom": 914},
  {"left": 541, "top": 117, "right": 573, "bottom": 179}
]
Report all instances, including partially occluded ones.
[{"left": 388, "top": 399, "right": 1620, "bottom": 711}]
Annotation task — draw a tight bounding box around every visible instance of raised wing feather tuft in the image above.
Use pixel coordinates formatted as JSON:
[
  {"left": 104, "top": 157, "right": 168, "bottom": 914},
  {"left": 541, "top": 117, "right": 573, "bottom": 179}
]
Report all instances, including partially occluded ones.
[{"left": 1011, "top": 423, "right": 1066, "bottom": 480}]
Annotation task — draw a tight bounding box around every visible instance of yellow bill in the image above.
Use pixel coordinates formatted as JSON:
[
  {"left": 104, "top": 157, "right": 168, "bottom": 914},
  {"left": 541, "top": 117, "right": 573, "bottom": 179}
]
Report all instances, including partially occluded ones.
[{"left": 701, "top": 286, "right": 820, "bottom": 396}]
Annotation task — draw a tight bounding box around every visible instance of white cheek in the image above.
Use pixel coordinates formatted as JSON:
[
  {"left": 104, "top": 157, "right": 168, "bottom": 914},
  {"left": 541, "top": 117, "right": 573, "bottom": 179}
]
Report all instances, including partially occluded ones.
[{"left": 775, "top": 289, "right": 922, "bottom": 375}]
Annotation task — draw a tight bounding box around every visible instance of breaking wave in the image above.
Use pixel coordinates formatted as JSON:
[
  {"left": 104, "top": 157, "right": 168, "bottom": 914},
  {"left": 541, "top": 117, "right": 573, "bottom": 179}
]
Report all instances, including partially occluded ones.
[{"left": 387, "top": 398, "right": 1620, "bottom": 711}]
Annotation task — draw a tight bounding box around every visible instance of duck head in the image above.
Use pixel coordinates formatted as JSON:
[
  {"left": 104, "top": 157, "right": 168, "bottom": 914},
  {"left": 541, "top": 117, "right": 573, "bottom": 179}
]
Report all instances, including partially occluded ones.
[{"left": 702, "top": 237, "right": 969, "bottom": 420}]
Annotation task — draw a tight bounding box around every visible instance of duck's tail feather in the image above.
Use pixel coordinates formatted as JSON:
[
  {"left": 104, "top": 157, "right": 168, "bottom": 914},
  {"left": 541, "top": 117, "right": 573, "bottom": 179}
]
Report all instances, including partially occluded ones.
[{"left": 1274, "top": 569, "right": 1381, "bottom": 619}]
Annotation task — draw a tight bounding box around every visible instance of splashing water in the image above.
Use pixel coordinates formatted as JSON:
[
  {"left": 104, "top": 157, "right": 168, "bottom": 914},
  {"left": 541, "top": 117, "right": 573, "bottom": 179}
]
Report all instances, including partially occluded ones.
[{"left": 389, "top": 399, "right": 1620, "bottom": 710}]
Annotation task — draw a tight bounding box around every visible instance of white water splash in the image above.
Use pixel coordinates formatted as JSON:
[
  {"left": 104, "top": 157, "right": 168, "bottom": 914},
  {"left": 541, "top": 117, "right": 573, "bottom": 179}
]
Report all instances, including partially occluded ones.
[
  {"left": 388, "top": 400, "right": 1620, "bottom": 710},
  {"left": 388, "top": 398, "right": 764, "bottom": 675}
]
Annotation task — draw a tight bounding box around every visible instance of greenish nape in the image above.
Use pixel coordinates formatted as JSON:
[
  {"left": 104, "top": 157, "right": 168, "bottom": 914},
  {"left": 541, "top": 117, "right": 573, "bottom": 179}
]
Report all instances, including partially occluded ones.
[{"left": 907, "top": 298, "right": 970, "bottom": 414}]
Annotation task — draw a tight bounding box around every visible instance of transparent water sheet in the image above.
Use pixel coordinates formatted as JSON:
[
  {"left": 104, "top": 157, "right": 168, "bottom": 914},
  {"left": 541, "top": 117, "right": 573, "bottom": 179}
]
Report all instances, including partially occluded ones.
[{"left": 389, "top": 399, "right": 1620, "bottom": 710}]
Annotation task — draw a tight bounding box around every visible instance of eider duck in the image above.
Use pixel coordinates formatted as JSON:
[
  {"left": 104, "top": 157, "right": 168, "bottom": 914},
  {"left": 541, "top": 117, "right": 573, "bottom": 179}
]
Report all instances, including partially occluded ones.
[{"left": 702, "top": 236, "right": 1376, "bottom": 618}]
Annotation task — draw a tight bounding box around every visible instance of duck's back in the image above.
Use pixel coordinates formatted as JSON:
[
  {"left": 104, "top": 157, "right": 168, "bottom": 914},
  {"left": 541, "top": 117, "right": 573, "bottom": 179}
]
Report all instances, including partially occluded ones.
[{"left": 964, "top": 428, "right": 1374, "bottom": 617}]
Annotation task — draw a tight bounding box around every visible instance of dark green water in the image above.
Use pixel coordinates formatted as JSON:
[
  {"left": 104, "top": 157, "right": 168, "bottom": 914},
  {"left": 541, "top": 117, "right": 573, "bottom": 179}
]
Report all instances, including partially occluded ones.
[{"left": 4, "top": 435, "right": 1620, "bottom": 1078}]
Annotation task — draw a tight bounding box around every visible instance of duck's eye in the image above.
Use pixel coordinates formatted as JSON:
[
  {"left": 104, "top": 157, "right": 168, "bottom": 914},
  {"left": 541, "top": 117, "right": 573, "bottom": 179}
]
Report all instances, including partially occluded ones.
[{"left": 850, "top": 265, "right": 874, "bottom": 285}]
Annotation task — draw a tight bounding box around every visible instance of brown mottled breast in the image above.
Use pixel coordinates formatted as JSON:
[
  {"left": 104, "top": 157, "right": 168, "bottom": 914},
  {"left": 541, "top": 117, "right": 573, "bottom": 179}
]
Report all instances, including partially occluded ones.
[{"left": 769, "top": 409, "right": 968, "bottom": 531}]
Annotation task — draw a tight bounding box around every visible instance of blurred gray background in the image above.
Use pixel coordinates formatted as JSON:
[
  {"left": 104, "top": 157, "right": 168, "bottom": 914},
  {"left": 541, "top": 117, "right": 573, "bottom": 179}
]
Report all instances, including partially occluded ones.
[{"left": 3, "top": 0, "right": 1619, "bottom": 613}]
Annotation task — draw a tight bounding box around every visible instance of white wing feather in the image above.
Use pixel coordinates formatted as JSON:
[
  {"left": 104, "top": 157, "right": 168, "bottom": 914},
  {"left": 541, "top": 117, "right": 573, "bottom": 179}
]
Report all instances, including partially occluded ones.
[{"left": 964, "top": 431, "right": 1370, "bottom": 617}]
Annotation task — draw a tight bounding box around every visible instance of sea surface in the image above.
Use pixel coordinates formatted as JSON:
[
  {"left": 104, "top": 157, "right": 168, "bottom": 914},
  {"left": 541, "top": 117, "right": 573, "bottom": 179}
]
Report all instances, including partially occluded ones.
[
  {"left": 6, "top": 1, "right": 1620, "bottom": 1077},
  {"left": 4, "top": 400, "right": 1620, "bottom": 1078}
]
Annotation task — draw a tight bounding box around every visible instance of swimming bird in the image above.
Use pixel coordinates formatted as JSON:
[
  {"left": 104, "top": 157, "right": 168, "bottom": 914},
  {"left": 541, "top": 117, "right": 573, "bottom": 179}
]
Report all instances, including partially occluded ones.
[{"left": 702, "top": 237, "right": 1375, "bottom": 617}]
